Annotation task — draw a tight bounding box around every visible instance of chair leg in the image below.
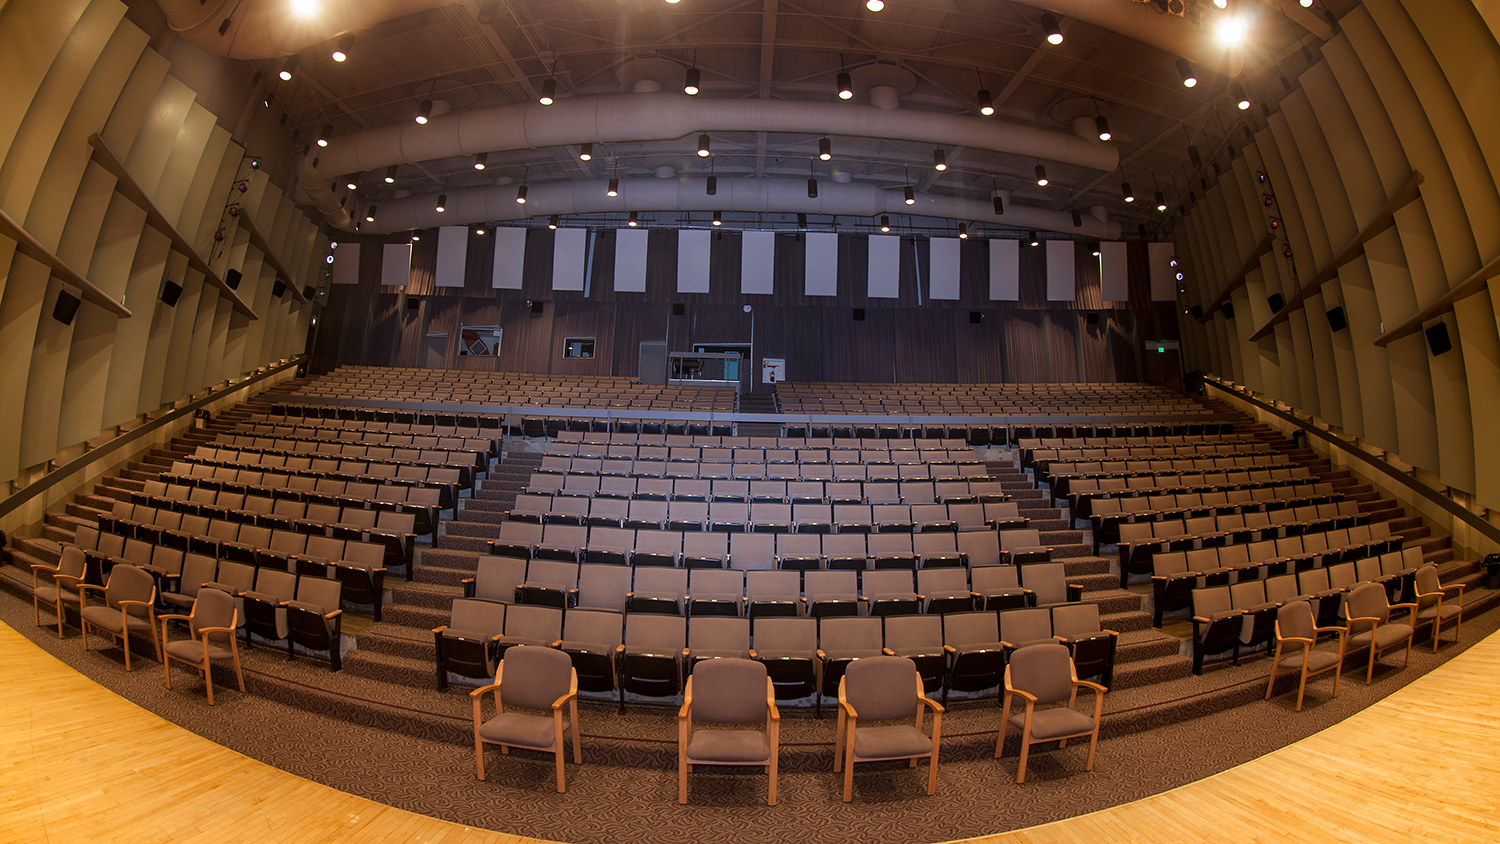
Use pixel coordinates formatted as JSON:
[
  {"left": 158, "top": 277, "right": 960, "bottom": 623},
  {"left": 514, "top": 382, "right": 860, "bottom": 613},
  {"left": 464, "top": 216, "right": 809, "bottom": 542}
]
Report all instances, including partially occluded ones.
[
  {"left": 475, "top": 738, "right": 486, "bottom": 781},
  {"left": 842, "top": 729, "right": 857, "bottom": 803},
  {"left": 123, "top": 630, "right": 132, "bottom": 672},
  {"left": 1085, "top": 727, "right": 1099, "bottom": 772},
  {"left": 232, "top": 648, "right": 245, "bottom": 692},
  {"left": 768, "top": 757, "right": 777, "bottom": 807},
  {"left": 678, "top": 751, "right": 688, "bottom": 804},
  {"left": 1295, "top": 668, "right": 1308, "bottom": 712},
  {"left": 163, "top": 656, "right": 173, "bottom": 690},
  {"left": 205, "top": 662, "right": 215, "bottom": 706},
  {"left": 926, "top": 748, "right": 938, "bottom": 796},
  {"left": 1365, "top": 648, "right": 1376, "bottom": 685},
  {"left": 554, "top": 744, "right": 566, "bottom": 794}
]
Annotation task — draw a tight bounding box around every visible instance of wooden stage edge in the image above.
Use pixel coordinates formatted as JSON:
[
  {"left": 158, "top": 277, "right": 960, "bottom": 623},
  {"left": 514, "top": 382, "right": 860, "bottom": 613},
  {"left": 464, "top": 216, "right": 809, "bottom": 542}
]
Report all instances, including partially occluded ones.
[{"left": 4, "top": 619, "right": 1498, "bottom": 844}]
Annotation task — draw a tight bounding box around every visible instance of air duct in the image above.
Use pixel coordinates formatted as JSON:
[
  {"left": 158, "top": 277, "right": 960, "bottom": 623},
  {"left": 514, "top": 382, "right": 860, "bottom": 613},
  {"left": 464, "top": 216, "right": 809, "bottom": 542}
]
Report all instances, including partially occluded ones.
[
  {"left": 154, "top": 0, "right": 459, "bottom": 60},
  {"left": 341, "top": 176, "right": 1121, "bottom": 240}
]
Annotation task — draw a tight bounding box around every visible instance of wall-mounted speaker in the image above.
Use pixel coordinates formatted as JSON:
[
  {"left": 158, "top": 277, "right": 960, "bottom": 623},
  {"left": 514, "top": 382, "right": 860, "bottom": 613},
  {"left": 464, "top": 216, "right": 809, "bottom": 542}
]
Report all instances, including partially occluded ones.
[
  {"left": 271, "top": 280, "right": 287, "bottom": 299},
  {"left": 160, "top": 280, "right": 182, "bottom": 307},
  {"left": 969, "top": 311, "right": 982, "bottom": 324},
  {"left": 530, "top": 300, "right": 544, "bottom": 314},
  {"left": 303, "top": 285, "right": 315, "bottom": 300},
  {"left": 1426, "top": 322, "right": 1452, "bottom": 356},
  {"left": 1189, "top": 305, "right": 1203, "bottom": 320},
  {"left": 1267, "top": 292, "right": 1284, "bottom": 313},
  {"left": 224, "top": 268, "right": 242, "bottom": 290},
  {"left": 1221, "top": 302, "right": 1235, "bottom": 320},
  {"left": 1325, "top": 306, "right": 1347, "bottom": 332},
  {"left": 671, "top": 302, "right": 685, "bottom": 316},
  {"left": 53, "top": 290, "right": 81, "bottom": 325},
  {"left": 406, "top": 297, "right": 422, "bottom": 310},
  {"left": 1086, "top": 312, "right": 1099, "bottom": 326},
  {"left": 853, "top": 308, "right": 866, "bottom": 322}
]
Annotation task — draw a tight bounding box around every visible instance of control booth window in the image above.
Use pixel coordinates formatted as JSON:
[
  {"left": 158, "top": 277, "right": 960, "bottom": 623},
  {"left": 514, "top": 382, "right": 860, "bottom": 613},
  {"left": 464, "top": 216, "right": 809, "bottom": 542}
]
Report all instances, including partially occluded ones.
[{"left": 564, "top": 337, "right": 595, "bottom": 359}]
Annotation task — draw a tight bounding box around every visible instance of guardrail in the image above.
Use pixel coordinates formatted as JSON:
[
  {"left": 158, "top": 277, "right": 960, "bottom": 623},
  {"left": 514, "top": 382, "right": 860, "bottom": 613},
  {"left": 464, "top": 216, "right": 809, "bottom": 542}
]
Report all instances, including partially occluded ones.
[
  {"left": 0, "top": 357, "right": 305, "bottom": 521},
  {"left": 1198, "top": 374, "right": 1500, "bottom": 548}
]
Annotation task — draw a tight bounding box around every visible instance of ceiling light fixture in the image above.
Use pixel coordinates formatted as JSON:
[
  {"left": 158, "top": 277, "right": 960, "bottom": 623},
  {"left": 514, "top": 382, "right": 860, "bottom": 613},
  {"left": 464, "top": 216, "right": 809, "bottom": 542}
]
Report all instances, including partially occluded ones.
[
  {"left": 292, "top": 0, "right": 318, "bottom": 16},
  {"left": 435, "top": 194, "right": 447, "bottom": 212},
  {"left": 866, "top": 0, "right": 885, "bottom": 10},
  {"left": 807, "top": 177, "right": 819, "bottom": 199},
  {"left": 515, "top": 184, "right": 527, "bottom": 204},
  {"left": 365, "top": 204, "right": 377, "bottom": 223},
  {"left": 976, "top": 69, "right": 994, "bottom": 115},
  {"left": 1123, "top": 182, "right": 1134, "bottom": 202},
  {"left": 331, "top": 34, "right": 353, "bottom": 62},
  {"left": 880, "top": 215, "right": 890, "bottom": 232},
  {"left": 1035, "top": 162, "right": 1048, "bottom": 186},
  {"left": 415, "top": 99, "right": 432, "bottom": 124},
  {"left": 1176, "top": 58, "right": 1198, "bottom": 87},
  {"left": 1156, "top": 190, "right": 1168, "bottom": 212},
  {"left": 712, "top": 210, "right": 722, "bottom": 226},
  {"left": 1029, "top": 230, "right": 1039, "bottom": 247},
  {"left": 1217, "top": 17, "right": 1247, "bottom": 46},
  {"left": 1072, "top": 208, "right": 1083, "bottom": 228},
  {"left": 383, "top": 165, "right": 396, "bottom": 183},
  {"left": 993, "top": 194, "right": 1004, "bottom": 215},
  {"left": 549, "top": 216, "right": 558, "bottom": 229},
  {"left": 697, "top": 134, "right": 711, "bottom": 157},
  {"left": 706, "top": 175, "right": 717, "bottom": 195},
  {"left": 475, "top": 226, "right": 485, "bottom": 235},
  {"left": 684, "top": 67, "right": 701, "bottom": 96},
  {"left": 1096, "top": 115, "right": 1111, "bottom": 141},
  {"left": 1042, "top": 13, "right": 1064, "bottom": 45},
  {"left": 904, "top": 185, "right": 916, "bottom": 205},
  {"left": 344, "top": 180, "right": 357, "bottom": 190},
  {"left": 539, "top": 78, "right": 556, "bottom": 105},
  {"left": 278, "top": 55, "right": 298, "bottom": 81},
  {"left": 315, "top": 124, "right": 331, "bottom": 147},
  {"left": 628, "top": 211, "right": 638, "bottom": 226},
  {"left": 1230, "top": 81, "right": 1251, "bottom": 110},
  {"left": 819, "top": 137, "right": 832, "bottom": 161},
  {"left": 607, "top": 177, "right": 619, "bottom": 197},
  {"left": 933, "top": 149, "right": 947, "bottom": 171},
  {"left": 958, "top": 223, "right": 968, "bottom": 239},
  {"left": 473, "top": 152, "right": 487, "bottom": 170},
  {"left": 837, "top": 71, "right": 853, "bottom": 100},
  {"left": 580, "top": 143, "right": 593, "bottom": 161}
]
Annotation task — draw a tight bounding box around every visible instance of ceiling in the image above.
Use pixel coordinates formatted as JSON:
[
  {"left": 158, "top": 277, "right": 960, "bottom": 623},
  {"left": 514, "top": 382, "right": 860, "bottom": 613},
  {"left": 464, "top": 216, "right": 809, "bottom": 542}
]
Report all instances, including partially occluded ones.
[{"left": 256, "top": 0, "right": 1351, "bottom": 236}]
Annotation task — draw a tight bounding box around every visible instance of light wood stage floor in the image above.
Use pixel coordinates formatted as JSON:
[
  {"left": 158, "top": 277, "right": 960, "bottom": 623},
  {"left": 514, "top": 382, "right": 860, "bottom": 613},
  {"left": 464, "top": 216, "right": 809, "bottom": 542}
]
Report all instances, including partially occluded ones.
[{"left": 4, "top": 619, "right": 1497, "bottom": 844}]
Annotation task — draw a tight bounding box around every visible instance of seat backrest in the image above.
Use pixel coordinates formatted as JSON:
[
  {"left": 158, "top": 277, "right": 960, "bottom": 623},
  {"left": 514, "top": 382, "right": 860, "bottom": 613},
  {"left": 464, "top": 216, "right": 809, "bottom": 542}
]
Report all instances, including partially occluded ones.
[
  {"left": 474, "top": 556, "right": 528, "bottom": 601},
  {"left": 191, "top": 586, "right": 237, "bottom": 643},
  {"left": 1153, "top": 551, "right": 1188, "bottom": 577},
  {"left": 729, "top": 532, "right": 774, "bottom": 570},
  {"left": 917, "top": 567, "right": 968, "bottom": 593},
  {"left": 632, "top": 567, "right": 687, "bottom": 596},
  {"left": 1192, "top": 586, "right": 1232, "bottom": 617},
  {"left": 751, "top": 616, "right": 816, "bottom": 652},
  {"left": 450, "top": 598, "right": 508, "bottom": 636},
  {"left": 1264, "top": 574, "right": 1300, "bottom": 605},
  {"left": 500, "top": 646, "right": 574, "bottom": 710},
  {"left": 1229, "top": 580, "right": 1266, "bottom": 609},
  {"left": 690, "top": 658, "right": 767, "bottom": 724},
  {"left": 844, "top": 656, "right": 919, "bottom": 720},
  {"left": 253, "top": 568, "right": 298, "bottom": 601},
  {"left": 863, "top": 569, "right": 914, "bottom": 595},
  {"left": 745, "top": 570, "right": 799, "bottom": 600},
  {"left": 1344, "top": 582, "right": 1390, "bottom": 626},
  {"left": 623, "top": 612, "right": 687, "bottom": 648},
  {"left": 943, "top": 611, "right": 999, "bottom": 647},
  {"left": 1019, "top": 563, "right": 1067, "bottom": 604},
  {"left": 689, "top": 568, "right": 743, "bottom": 595},
  {"left": 1050, "top": 602, "right": 1101, "bottom": 638},
  {"left": 818, "top": 616, "right": 883, "bottom": 652},
  {"left": 559, "top": 608, "right": 624, "bottom": 648},
  {"left": 1276, "top": 599, "right": 1316, "bottom": 641},
  {"left": 804, "top": 570, "right": 857, "bottom": 599},
  {"left": 1007, "top": 643, "right": 1075, "bottom": 705},
  {"left": 999, "top": 607, "right": 1052, "bottom": 643},
  {"left": 576, "top": 564, "right": 634, "bottom": 610},
  {"left": 526, "top": 560, "right": 579, "bottom": 590},
  {"left": 883, "top": 614, "right": 942, "bottom": 650},
  {"left": 504, "top": 604, "right": 565, "bottom": 641},
  {"left": 687, "top": 616, "right": 750, "bottom": 651}
]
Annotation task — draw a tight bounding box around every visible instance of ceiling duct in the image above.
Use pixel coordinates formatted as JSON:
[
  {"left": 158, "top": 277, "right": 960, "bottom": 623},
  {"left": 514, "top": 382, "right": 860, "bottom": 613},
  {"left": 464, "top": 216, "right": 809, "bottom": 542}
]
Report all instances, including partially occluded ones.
[{"left": 339, "top": 176, "right": 1122, "bottom": 240}]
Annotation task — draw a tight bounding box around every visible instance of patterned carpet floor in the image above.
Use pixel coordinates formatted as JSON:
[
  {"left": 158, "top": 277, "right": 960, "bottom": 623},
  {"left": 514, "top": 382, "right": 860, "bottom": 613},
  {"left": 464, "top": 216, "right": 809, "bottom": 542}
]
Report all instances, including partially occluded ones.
[{"left": 5, "top": 584, "right": 1497, "bottom": 844}]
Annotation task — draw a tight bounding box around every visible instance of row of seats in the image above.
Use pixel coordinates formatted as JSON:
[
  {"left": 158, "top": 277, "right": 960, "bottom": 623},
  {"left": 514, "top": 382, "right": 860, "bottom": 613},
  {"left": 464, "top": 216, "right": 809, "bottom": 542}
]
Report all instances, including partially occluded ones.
[
  {"left": 1080, "top": 484, "right": 1342, "bottom": 537},
  {"left": 434, "top": 600, "right": 1112, "bottom": 709},
  {"left": 248, "top": 408, "right": 502, "bottom": 437},
  {"left": 191, "top": 442, "right": 481, "bottom": 490},
  {"left": 528, "top": 461, "right": 989, "bottom": 485},
  {"left": 525, "top": 476, "right": 1004, "bottom": 506},
  {"left": 1067, "top": 478, "right": 1328, "bottom": 526},
  {"left": 486, "top": 523, "right": 1052, "bottom": 571},
  {"left": 1047, "top": 462, "right": 1311, "bottom": 502},
  {"left": 542, "top": 447, "right": 982, "bottom": 466},
  {"left": 506, "top": 495, "right": 1028, "bottom": 535},
  {"left": 1154, "top": 543, "right": 1425, "bottom": 628},
  {"left": 132, "top": 479, "right": 439, "bottom": 537},
  {"left": 224, "top": 425, "right": 496, "bottom": 456},
  {"left": 166, "top": 457, "right": 463, "bottom": 513},
  {"left": 465, "top": 556, "right": 1081, "bottom": 618},
  {"left": 555, "top": 433, "right": 972, "bottom": 450},
  {"left": 1119, "top": 519, "right": 1397, "bottom": 588}
]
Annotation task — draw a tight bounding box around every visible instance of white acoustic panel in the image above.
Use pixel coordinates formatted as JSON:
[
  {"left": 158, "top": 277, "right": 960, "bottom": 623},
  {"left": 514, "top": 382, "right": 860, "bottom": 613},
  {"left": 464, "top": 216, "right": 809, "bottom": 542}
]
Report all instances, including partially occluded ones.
[
  {"left": 677, "top": 229, "right": 711, "bottom": 293},
  {"left": 868, "top": 236, "right": 900, "bottom": 298},
  {"left": 1046, "top": 240, "right": 1076, "bottom": 300},
  {"left": 1100, "top": 241, "right": 1129, "bottom": 301},
  {"left": 491, "top": 227, "right": 526, "bottom": 289},
  {"left": 929, "top": 237, "right": 961, "bottom": 300},
  {"left": 331, "top": 243, "right": 360, "bottom": 285},
  {"left": 435, "top": 226, "right": 468, "bottom": 287},
  {"left": 380, "top": 244, "right": 411, "bottom": 287},
  {"left": 614, "top": 228, "right": 649, "bottom": 293},
  {"left": 989, "top": 239, "right": 1019, "bottom": 300},
  {"left": 552, "top": 227, "right": 587, "bottom": 291},
  {"left": 741, "top": 230, "right": 774, "bottom": 294},
  {"left": 1149, "top": 242, "right": 1176, "bottom": 301},
  {"left": 804, "top": 232, "right": 838, "bottom": 296}
]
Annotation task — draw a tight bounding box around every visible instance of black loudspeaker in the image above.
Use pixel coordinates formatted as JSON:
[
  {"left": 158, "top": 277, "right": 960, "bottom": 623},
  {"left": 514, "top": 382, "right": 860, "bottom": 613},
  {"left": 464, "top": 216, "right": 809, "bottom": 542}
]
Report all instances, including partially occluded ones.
[
  {"left": 52, "top": 290, "right": 81, "bottom": 325},
  {"left": 530, "top": 300, "right": 544, "bottom": 314},
  {"left": 1221, "top": 302, "right": 1235, "bottom": 320},
  {"left": 969, "top": 311, "right": 982, "bottom": 324},
  {"left": 303, "top": 285, "right": 315, "bottom": 300},
  {"left": 1189, "top": 305, "right": 1204, "bottom": 320},
  {"left": 406, "top": 297, "right": 422, "bottom": 310},
  {"left": 1268, "top": 292, "right": 1284, "bottom": 313},
  {"left": 1326, "top": 306, "right": 1347, "bottom": 332},
  {"left": 671, "top": 302, "right": 685, "bottom": 316},
  {"left": 853, "top": 308, "right": 866, "bottom": 322},
  {"left": 1426, "top": 322, "right": 1452, "bottom": 356},
  {"left": 160, "top": 280, "right": 182, "bottom": 307},
  {"left": 1086, "top": 312, "right": 1099, "bottom": 326},
  {"left": 272, "top": 280, "right": 286, "bottom": 298},
  {"left": 224, "top": 268, "right": 242, "bottom": 290}
]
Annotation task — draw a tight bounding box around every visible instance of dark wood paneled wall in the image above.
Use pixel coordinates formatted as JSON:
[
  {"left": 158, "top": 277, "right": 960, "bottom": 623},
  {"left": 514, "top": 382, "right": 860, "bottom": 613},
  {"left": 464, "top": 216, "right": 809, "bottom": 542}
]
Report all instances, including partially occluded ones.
[{"left": 309, "top": 229, "right": 1182, "bottom": 387}]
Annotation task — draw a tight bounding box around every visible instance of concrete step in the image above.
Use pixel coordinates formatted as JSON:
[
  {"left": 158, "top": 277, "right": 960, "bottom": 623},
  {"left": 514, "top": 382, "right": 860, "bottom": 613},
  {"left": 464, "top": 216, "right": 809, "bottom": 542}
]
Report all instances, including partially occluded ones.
[
  {"left": 1111, "top": 653, "right": 1193, "bottom": 689},
  {"left": 389, "top": 580, "right": 465, "bottom": 610},
  {"left": 383, "top": 603, "right": 448, "bottom": 630},
  {"left": 434, "top": 535, "right": 491, "bottom": 554},
  {"left": 342, "top": 648, "right": 438, "bottom": 690}
]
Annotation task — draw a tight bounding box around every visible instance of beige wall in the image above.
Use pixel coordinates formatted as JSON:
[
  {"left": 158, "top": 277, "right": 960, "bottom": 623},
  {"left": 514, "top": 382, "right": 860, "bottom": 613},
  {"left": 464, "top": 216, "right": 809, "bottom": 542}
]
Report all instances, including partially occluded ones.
[
  {"left": 1179, "top": 0, "right": 1500, "bottom": 516},
  {"left": 0, "top": 0, "right": 325, "bottom": 491}
]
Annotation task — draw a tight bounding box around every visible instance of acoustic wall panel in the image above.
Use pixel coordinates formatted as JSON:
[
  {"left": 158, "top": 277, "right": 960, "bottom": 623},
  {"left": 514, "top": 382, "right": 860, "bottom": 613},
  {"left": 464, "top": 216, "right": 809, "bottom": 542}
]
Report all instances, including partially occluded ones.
[
  {"left": 804, "top": 232, "right": 838, "bottom": 296},
  {"left": 435, "top": 225, "right": 468, "bottom": 287},
  {"left": 614, "top": 228, "right": 649, "bottom": 293},
  {"left": 989, "top": 239, "right": 1019, "bottom": 300},
  {"left": 868, "top": 235, "right": 900, "bottom": 298},
  {"left": 1148, "top": 242, "right": 1176, "bottom": 301},
  {"left": 331, "top": 242, "right": 360, "bottom": 284},
  {"left": 929, "top": 237, "right": 960, "bottom": 300},
  {"left": 491, "top": 227, "right": 525, "bottom": 289},
  {"left": 1046, "top": 240, "right": 1076, "bottom": 300},
  {"left": 552, "top": 227, "right": 587, "bottom": 291},
  {"left": 677, "top": 228, "right": 711, "bottom": 293},
  {"left": 741, "top": 230, "right": 774, "bottom": 294},
  {"left": 382, "top": 243, "right": 412, "bottom": 287},
  {"left": 1100, "top": 241, "right": 1129, "bottom": 301}
]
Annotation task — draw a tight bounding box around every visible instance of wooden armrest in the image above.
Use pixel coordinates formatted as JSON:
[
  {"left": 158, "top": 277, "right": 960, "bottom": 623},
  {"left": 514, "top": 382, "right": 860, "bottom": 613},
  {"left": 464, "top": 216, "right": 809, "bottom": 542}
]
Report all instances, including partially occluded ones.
[
  {"left": 1311, "top": 626, "right": 1345, "bottom": 635},
  {"left": 324, "top": 609, "right": 342, "bottom": 620},
  {"left": 1102, "top": 628, "right": 1120, "bottom": 637},
  {"left": 158, "top": 614, "right": 191, "bottom": 624},
  {"left": 197, "top": 625, "right": 237, "bottom": 635},
  {"left": 1075, "top": 679, "right": 1108, "bottom": 694},
  {"left": 920, "top": 696, "right": 945, "bottom": 713},
  {"left": 882, "top": 648, "right": 895, "bottom": 655},
  {"left": 998, "top": 640, "right": 1015, "bottom": 649},
  {"left": 1191, "top": 616, "right": 1209, "bottom": 624},
  {"left": 1006, "top": 687, "right": 1038, "bottom": 703},
  {"left": 30, "top": 563, "right": 61, "bottom": 574},
  {"left": 747, "top": 648, "right": 758, "bottom": 659},
  {"left": 942, "top": 644, "right": 956, "bottom": 654},
  {"left": 117, "top": 599, "right": 154, "bottom": 610},
  {"left": 469, "top": 682, "right": 502, "bottom": 698},
  {"left": 815, "top": 649, "right": 827, "bottom": 659},
  {"left": 78, "top": 584, "right": 107, "bottom": 594},
  {"left": 432, "top": 625, "right": 448, "bottom": 634},
  {"left": 1389, "top": 602, "right": 1418, "bottom": 612}
]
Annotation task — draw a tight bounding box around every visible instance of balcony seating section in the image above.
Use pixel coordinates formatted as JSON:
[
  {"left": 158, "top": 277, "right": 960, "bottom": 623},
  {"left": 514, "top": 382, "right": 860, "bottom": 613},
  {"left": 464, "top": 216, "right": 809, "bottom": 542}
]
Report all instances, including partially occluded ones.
[{"left": 293, "top": 366, "right": 735, "bottom": 411}]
